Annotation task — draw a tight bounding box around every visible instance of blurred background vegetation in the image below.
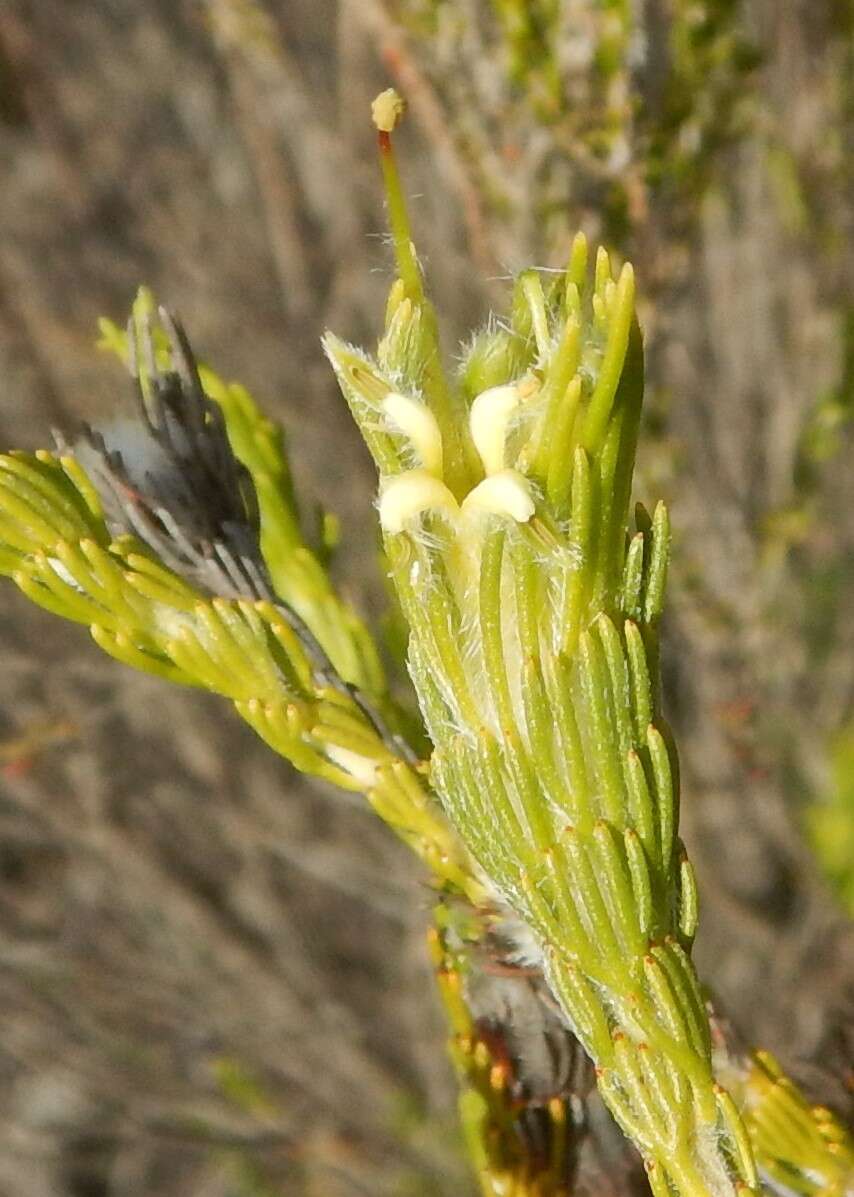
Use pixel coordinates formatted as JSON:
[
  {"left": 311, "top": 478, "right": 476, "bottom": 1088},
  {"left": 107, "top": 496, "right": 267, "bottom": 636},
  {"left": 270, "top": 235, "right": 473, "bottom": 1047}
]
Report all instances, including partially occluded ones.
[{"left": 0, "top": 1, "right": 851, "bottom": 1194}]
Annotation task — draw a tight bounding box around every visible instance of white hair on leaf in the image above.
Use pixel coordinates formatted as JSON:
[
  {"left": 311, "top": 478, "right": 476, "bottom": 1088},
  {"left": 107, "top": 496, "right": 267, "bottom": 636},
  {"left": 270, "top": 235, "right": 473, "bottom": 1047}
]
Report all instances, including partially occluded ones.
[{"left": 492, "top": 906, "right": 546, "bottom": 970}]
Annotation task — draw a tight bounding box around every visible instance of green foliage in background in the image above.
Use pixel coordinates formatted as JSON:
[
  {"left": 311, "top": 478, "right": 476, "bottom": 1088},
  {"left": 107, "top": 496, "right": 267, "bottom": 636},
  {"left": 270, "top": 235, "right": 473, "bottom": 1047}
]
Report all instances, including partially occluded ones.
[
  {"left": 387, "top": 0, "right": 758, "bottom": 247},
  {"left": 807, "top": 723, "right": 854, "bottom": 918}
]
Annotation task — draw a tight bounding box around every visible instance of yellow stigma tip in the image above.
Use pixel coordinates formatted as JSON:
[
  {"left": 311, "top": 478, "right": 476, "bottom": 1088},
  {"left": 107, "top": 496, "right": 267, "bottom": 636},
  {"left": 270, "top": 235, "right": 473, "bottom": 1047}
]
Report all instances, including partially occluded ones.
[{"left": 372, "top": 89, "right": 407, "bottom": 133}]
